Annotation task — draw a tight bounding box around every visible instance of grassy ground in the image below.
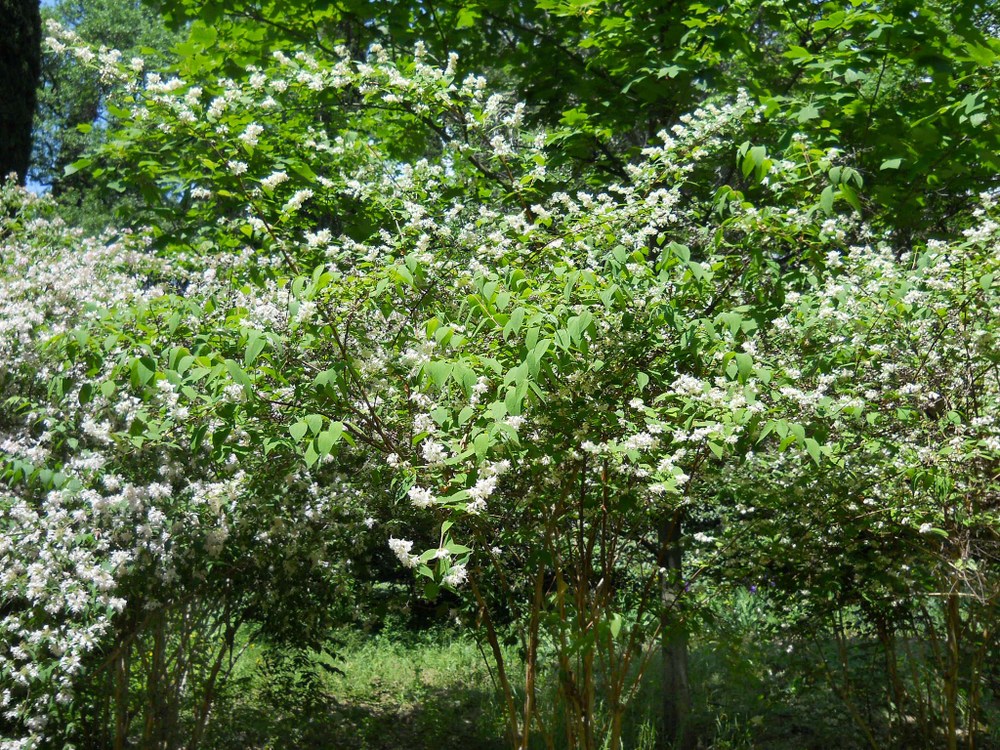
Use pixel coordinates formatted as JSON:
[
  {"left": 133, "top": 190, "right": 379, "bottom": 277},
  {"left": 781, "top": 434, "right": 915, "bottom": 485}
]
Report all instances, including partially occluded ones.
[
  {"left": 205, "top": 630, "right": 507, "bottom": 750},
  {"left": 201, "top": 592, "right": 1000, "bottom": 749},
  {"left": 202, "top": 626, "right": 861, "bottom": 750}
]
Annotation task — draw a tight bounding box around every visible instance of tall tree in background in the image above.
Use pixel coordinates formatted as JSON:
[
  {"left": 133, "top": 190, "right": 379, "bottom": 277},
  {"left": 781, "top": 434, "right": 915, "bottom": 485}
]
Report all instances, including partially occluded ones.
[
  {"left": 0, "top": 0, "right": 41, "bottom": 184},
  {"left": 148, "top": 0, "right": 1000, "bottom": 240},
  {"left": 30, "top": 0, "right": 178, "bottom": 229}
]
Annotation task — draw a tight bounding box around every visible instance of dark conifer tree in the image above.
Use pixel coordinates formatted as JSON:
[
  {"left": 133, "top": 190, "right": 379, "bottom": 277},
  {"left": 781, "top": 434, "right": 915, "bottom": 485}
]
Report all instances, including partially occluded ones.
[{"left": 0, "top": 0, "right": 41, "bottom": 184}]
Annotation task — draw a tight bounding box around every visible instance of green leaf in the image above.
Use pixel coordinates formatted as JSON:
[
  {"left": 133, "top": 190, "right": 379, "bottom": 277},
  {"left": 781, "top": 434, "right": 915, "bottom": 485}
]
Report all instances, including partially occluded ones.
[
  {"left": 317, "top": 424, "right": 343, "bottom": 455},
  {"left": 63, "top": 157, "right": 93, "bottom": 177},
  {"left": 610, "top": 613, "right": 623, "bottom": 639},
  {"left": 526, "top": 339, "right": 550, "bottom": 377},
  {"left": 503, "top": 307, "right": 526, "bottom": 340},
  {"left": 839, "top": 183, "right": 862, "bottom": 213},
  {"left": 191, "top": 424, "right": 208, "bottom": 453},
  {"left": 880, "top": 158, "right": 902, "bottom": 170},
  {"left": 504, "top": 382, "right": 527, "bottom": 416},
  {"left": 426, "top": 361, "right": 452, "bottom": 389},
  {"left": 189, "top": 22, "right": 219, "bottom": 47},
  {"left": 304, "top": 414, "right": 323, "bottom": 435},
  {"left": 804, "top": 437, "right": 822, "bottom": 466},
  {"left": 667, "top": 243, "right": 690, "bottom": 262},
  {"left": 567, "top": 312, "right": 593, "bottom": 344},
  {"left": 455, "top": 6, "right": 480, "bottom": 28},
  {"left": 796, "top": 103, "right": 820, "bottom": 123},
  {"left": 289, "top": 421, "right": 309, "bottom": 441},
  {"left": 244, "top": 332, "right": 266, "bottom": 367},
  {"left": 224, "top": 359, "right": 252, "bottom": 387},
  {"left": 473, "top": 431, "right": 491, "bottom": 459},
  {"left": 820, "top": 185, "right": 835, "bottom": 215},
  {"left": 965, "top": 42, "right": 997, "bottom": 66},
  {"left": 304, "top": 441, "right": 320, "bottom": 467},
  {"left": 783, "top": 45, "right": 813, "bottom": 60},
  {"left": 131, "top": 356, "right": 156, "bottom": 388},
  {"left": 734, "top": 353, "right": 753, "bottom": 381}
]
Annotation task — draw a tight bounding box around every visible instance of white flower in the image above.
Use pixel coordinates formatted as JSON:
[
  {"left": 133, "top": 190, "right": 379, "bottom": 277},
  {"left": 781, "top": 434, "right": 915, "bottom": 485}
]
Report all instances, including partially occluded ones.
[
  {"left": 407, "top": 485, "right": 436, "bottom": 508},
  {"left": 623, "top": 431, "right": 658, "bottom": 452},
  {"left": 261, "top": 171, "right": 289, "bottom": 191},
  {"left": 443, "top": 564, "right": 468, "bottom": 587},
  {"left": 283, "top": 188, "right": 314, "bottom": 212},
  {"left": 505, "top": 415, "right": 525, "bottom": 431},
  {"left": 388, "top": 537, "right": 420, "bottom": 568},
  {"left": 305, "top": 228, "right": 332, "bottom": 247},
  {"left": 208, "top": 96, "right": 227, "bottom": 117},
  {"left": 483, "top": 459, "right": 510, "bottom": 477},
  {"left": 672, "top": 375, "right": 704, "bottom": 396},
  {"left": 421, "top": 440, "right": 447, "bottom": 465},
  {"left": 468, "top": 475, "right": 496, "bottom": 502}
]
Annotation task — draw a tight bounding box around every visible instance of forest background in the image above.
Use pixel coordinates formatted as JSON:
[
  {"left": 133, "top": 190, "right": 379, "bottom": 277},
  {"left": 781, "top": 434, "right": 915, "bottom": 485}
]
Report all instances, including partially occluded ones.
[{"left": 1, "top": 0, "right": 1000, "bottom": 748}]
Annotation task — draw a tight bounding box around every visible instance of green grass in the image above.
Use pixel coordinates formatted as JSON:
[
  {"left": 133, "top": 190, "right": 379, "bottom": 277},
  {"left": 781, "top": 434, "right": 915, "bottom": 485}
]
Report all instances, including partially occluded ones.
[
  {"left": 204, "top": 629, "right": 507, "bottom": 750},
  {"left": 201, "top": 621, "right": 856, "bottom": 750},
  {"left": 201, "top": 592, "right": 999, "bottom": 750},
  {"left": 202, "top": 622, "right": 854, "bottom": 750}
]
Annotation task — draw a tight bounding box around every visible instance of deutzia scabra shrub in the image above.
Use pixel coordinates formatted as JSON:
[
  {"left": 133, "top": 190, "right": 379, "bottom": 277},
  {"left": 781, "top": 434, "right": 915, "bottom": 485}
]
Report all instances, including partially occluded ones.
[
  {"left": 36, "top": 27, "right": 780, "bottom": 748},
  {"left": 1, "top": 182, "right": 162, "bottom": 746},
  {"left": 1, "top": 187, "right": 366, "bottom": 748},
  {"left": 695, "top": 195, "right": 1000, "bottom": 745},
  {"left": 18, "top": 21, "right": 1000, "bottom": 750}
]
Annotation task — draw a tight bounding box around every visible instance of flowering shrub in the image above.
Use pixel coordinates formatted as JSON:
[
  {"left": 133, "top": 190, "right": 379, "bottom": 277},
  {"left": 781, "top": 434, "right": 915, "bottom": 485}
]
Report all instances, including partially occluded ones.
[
  {"left": 715, "top": 195, "right": 1000, "bottom": 742},
  {"left": 0, "top": 183, "right": 167, "bottom": 745},
  {"left": 2, "top": 21, "right": 996, "bottom": 750}
]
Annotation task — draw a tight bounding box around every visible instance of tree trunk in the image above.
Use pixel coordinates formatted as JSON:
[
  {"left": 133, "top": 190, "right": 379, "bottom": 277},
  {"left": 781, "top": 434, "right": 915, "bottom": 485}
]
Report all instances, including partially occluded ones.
[
  {"left": 660, "top": 511, "right": 691, "bottom": 749},
  {"left": 0, "top": 0, "right": 41, "bottom": 184}
]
